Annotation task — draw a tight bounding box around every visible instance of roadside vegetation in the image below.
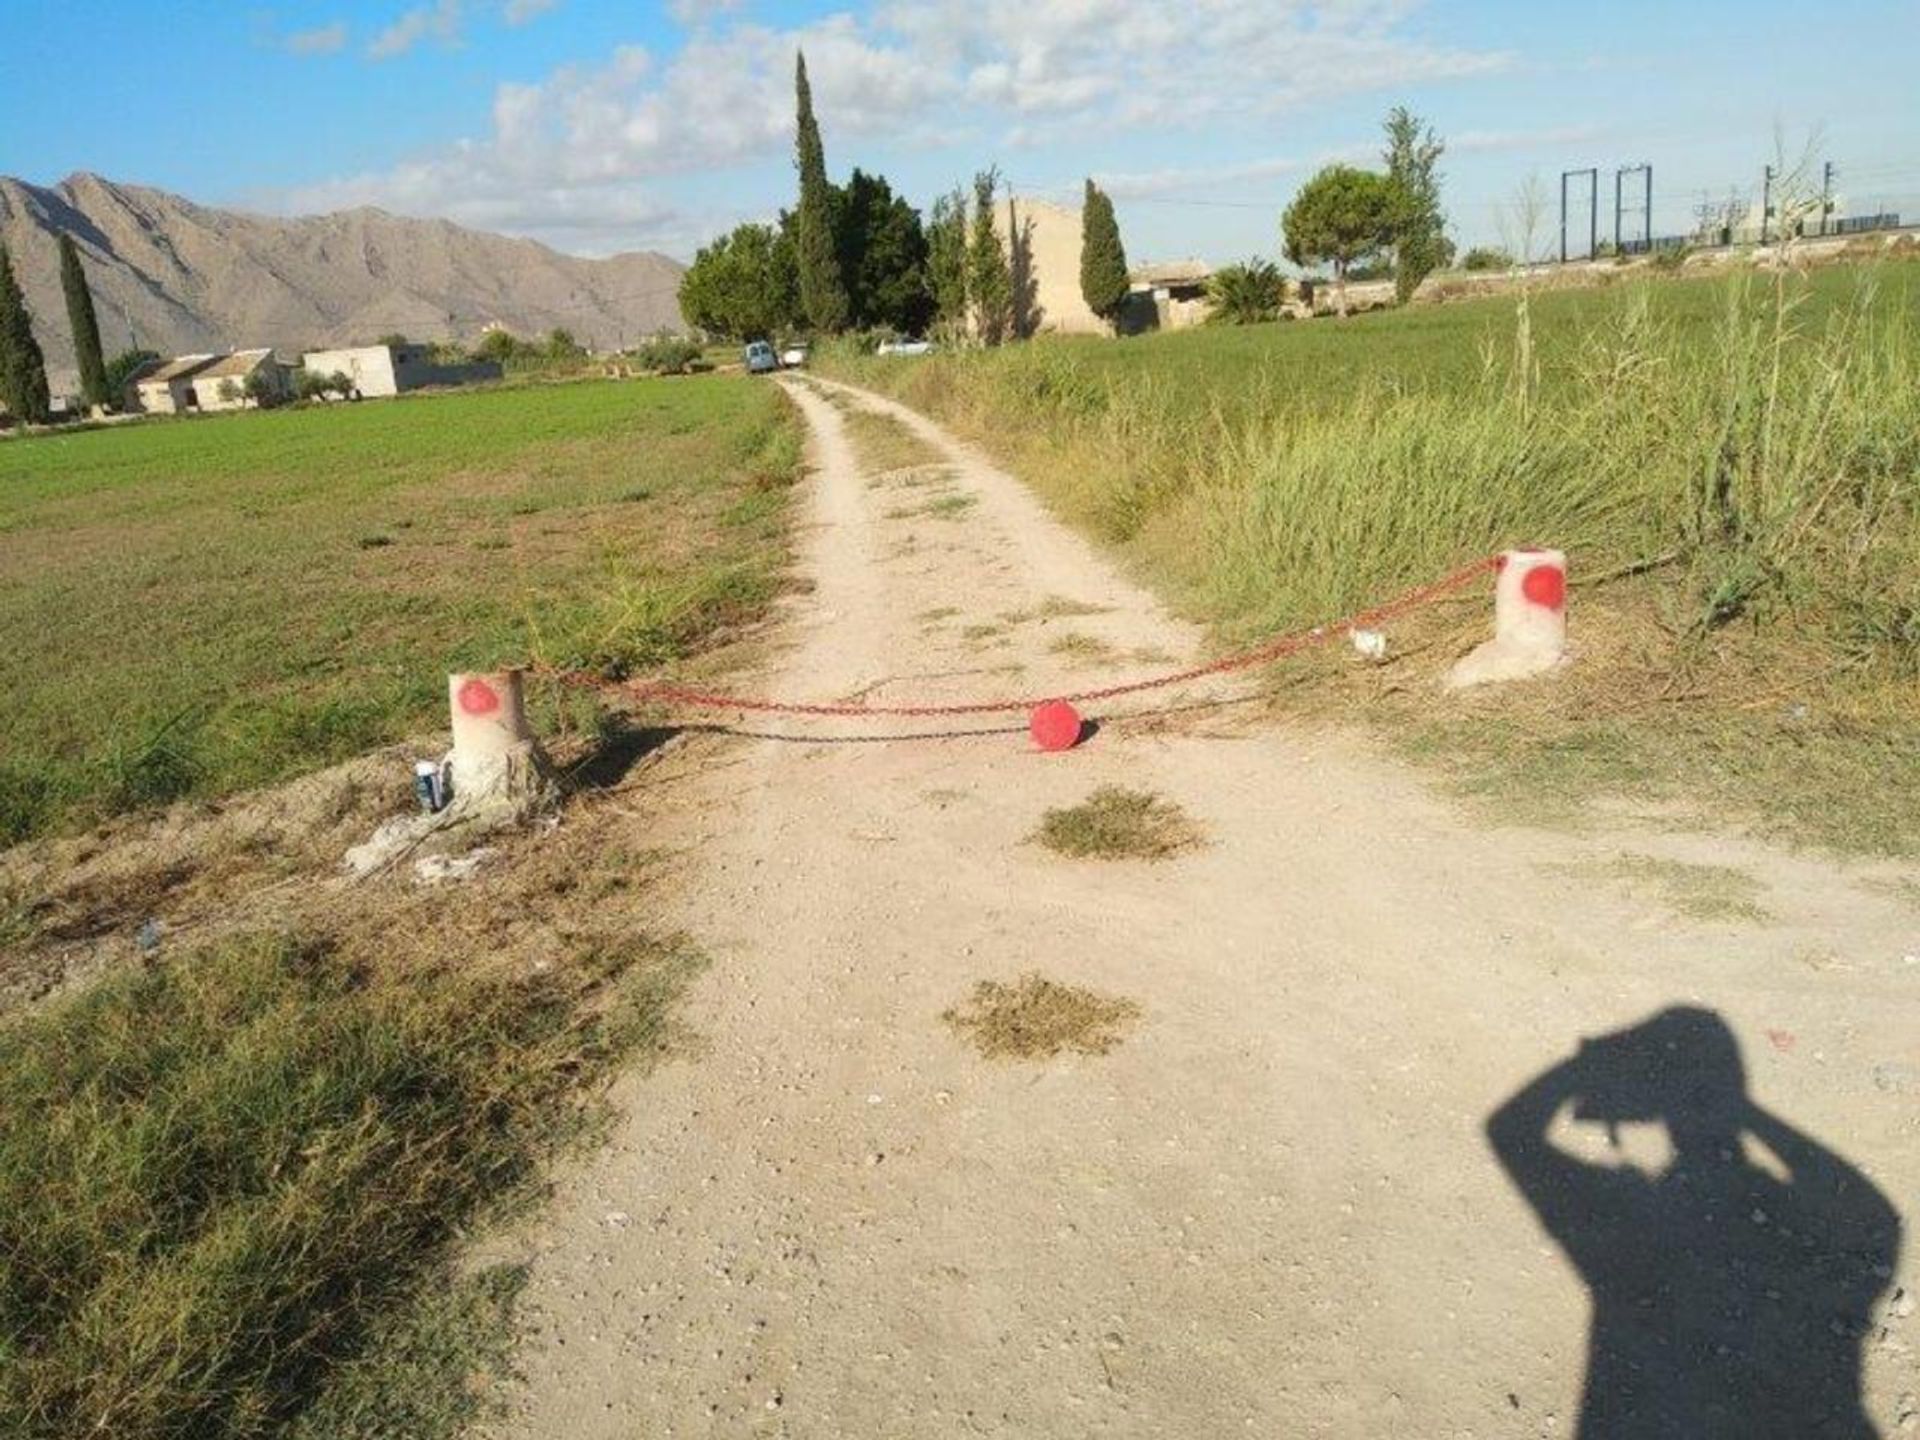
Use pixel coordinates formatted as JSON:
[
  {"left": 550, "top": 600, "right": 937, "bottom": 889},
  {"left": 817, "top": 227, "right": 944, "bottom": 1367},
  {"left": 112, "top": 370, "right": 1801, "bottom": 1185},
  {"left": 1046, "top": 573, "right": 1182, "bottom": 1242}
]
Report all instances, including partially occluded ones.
[
  {"left": 0, "top": 376, "right": 799, "bottom": 844},
  {"left": 825, "top": 260, "right": 1920, "bottom": 853},
  {"left": 1, "top": 371, "right": 800, "bottom": 1435},
  {"left": 1035, "top": 786, "right": 1203, "bottom": 861}
]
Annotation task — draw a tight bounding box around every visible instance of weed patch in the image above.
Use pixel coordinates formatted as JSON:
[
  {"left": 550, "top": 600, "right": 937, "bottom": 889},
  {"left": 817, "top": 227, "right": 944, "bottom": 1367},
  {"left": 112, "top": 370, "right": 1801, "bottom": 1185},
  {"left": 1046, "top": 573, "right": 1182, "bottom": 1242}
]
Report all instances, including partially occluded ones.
[
  {"left": 1554, "top": 852, "right": 1771, "bottom": 923},
  {"left": 1035, "top": 786, "right": 1202, "bottom": 860},
  {"left": 943, "top": 973, "right": 1141, "bottom": 1059}
]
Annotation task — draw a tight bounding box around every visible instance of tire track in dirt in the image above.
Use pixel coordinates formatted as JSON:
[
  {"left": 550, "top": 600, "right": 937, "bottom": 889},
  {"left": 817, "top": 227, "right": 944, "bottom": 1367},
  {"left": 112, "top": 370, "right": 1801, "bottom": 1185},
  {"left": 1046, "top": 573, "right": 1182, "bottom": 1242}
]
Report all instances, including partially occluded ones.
[{"left": 499, "top": 376, "right": 1919, "bottom": 1438}]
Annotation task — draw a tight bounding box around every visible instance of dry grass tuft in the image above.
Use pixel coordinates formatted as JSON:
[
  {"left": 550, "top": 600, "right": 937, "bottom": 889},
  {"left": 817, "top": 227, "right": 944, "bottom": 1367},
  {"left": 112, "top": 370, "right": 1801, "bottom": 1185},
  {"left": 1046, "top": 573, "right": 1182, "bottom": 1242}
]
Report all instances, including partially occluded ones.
[
  {"left": 943, "top": 973, "right": 1141, "bottom": 1059},
  {"left": 1549, "top": 851, "right": 1771, "bottom": 923},
  {"left": 1035, "top": 786, "right": 1202, "bottom": 861}
]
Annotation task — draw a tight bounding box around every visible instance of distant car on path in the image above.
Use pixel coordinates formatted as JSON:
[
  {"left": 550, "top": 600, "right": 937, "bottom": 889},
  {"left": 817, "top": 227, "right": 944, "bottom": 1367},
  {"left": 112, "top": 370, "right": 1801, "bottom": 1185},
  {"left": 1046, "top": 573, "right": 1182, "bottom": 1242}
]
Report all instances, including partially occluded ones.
[
  {"left": 876, "top": 339, "right": 934, "bottom": 356},
  {"left": 743, "top": 340, "right": 779, "bottom": 374},
  {"left": 781, "top": 343, "right": 809, "bottom": 368}
]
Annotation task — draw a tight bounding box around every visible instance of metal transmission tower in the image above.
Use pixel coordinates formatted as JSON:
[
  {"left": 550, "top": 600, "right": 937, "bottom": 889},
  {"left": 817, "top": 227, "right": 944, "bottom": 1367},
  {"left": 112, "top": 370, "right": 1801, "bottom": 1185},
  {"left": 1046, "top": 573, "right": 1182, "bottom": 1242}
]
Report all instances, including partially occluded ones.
[
  {"left": 1615, "top": 164, "right": 1652, "bottom": 253},
  {"left": 1761, "top": 164, "right": 1777, "bottom": 243},
  {"left": 1560, "top": 168, "right": 1599, "bottom": 262}
]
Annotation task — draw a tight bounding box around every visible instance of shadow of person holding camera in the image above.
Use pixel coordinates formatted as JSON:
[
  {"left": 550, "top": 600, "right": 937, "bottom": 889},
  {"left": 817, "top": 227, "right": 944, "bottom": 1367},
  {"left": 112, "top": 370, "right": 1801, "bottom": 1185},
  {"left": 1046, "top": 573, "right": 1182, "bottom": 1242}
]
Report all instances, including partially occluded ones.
[{"left": 1487, "top": 1006, "right": 1900, "bottom": 1438}]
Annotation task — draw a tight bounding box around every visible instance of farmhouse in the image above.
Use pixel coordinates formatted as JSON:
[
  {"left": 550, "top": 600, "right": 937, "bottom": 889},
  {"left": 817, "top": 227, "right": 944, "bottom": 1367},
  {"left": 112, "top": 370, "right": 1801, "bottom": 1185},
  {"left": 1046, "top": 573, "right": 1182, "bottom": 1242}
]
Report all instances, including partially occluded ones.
[
  {"left": 298, "top": 343, "right": 502, "bottom": 398},
  {"left": 1127, "top": 260, "right": 1214, "bottom": 331},
  {"left": 190, "top": 349, "right": 286, "bottom": 412},
  {"left": 133, "top": 354, "right": 220, "bottom": 414}
]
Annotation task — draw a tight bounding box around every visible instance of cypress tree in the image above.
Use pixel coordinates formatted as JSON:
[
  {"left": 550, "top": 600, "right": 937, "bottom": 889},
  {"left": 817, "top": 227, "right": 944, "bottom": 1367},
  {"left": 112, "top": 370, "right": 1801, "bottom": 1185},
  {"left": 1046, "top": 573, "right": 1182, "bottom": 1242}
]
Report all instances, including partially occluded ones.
[
  {"left": 792, "top": 51, "right": 849, "bottom": 334},
  {"left": 1078, "top": 178, "right": 1130, "bottom": 327},
  {"left": 0, "top": 243, "right": 51, "bottom": 425},
  {"left": 59, "top": 233, "right": 109, "bottom": 410},
  {"left": 966, "top": 168, "right": 1013, "bottom": 346}
]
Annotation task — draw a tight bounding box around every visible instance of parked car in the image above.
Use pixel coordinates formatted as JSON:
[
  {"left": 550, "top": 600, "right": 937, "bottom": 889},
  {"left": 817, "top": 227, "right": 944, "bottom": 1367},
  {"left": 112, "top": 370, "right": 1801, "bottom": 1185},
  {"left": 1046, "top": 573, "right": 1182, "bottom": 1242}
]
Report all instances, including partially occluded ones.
[
  {"left": 781, "top": 342, "right": 809, "bottom": 369},
  {"left": 875, "top": 339, "right": 935, "bottom": 357},
  {"left": 743, "top": 340, "right": 779, "bottom": 374}
]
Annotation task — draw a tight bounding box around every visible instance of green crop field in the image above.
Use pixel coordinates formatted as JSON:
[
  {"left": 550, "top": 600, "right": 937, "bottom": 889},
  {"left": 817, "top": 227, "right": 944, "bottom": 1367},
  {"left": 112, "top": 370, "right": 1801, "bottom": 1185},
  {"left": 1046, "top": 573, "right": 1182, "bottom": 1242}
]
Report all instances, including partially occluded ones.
[
  {"left": 825, "top": 260, "right": 1920, "bottom": 852},
  {"left": 0, "top": 377, "right": 800, "bottom": 843}
]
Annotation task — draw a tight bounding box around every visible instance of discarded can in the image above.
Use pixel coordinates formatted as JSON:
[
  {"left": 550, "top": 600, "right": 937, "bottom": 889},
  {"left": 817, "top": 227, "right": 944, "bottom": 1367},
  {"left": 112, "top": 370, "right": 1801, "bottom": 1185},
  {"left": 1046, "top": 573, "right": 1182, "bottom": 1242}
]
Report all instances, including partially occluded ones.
[{"left": 413, "top": 759, "right": 446, "bottom": 814}]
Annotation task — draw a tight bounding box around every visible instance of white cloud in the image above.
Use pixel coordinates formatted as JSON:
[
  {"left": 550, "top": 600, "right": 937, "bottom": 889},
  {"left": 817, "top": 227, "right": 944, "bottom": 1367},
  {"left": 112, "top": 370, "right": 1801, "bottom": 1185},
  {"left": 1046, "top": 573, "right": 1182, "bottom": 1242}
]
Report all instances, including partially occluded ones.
[
  {"left": 503, "top": 0, "right": 559, "bottom": 24},
  {"left": 368, "top": 0, "right": 462, "bottom": 59},
  {"left": 285, "top": 22, "right": 349, "bottom": 56},
  {"left": 668, "top": 0, "right": 745, "bottom": 23},
  {"left": 281, "top": 0, "right": 1511, "bottom": 252}
]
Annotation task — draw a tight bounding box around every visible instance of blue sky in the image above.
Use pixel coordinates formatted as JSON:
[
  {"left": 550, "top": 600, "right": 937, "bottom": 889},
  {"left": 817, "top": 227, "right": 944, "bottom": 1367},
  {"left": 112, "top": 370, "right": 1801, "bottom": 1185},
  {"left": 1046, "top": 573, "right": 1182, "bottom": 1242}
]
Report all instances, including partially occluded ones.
[{"left": 4, "top": 0, "right": 1917, "bottom": 264}]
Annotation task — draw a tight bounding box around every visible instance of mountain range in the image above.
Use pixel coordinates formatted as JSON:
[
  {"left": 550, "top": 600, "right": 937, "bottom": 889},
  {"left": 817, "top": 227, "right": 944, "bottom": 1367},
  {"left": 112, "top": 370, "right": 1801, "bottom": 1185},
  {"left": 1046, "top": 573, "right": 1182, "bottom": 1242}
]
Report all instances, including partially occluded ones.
[{"left": 0, "top": 173, "right": 686, "bottom": 384}]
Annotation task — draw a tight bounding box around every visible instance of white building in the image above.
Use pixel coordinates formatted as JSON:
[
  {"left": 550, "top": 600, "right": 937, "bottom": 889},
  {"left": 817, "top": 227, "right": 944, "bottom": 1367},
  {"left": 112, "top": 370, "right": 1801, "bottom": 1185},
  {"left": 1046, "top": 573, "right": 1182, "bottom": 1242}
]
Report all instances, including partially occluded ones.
[
  {"left": 189, "top": 349, "right": 285, "bottom": 411},
  {"left": 298, "top": 343, "right": 501, "bottom": 398},
  {"left": 133, "top": 354, "right": 219, "bottom": 414}
]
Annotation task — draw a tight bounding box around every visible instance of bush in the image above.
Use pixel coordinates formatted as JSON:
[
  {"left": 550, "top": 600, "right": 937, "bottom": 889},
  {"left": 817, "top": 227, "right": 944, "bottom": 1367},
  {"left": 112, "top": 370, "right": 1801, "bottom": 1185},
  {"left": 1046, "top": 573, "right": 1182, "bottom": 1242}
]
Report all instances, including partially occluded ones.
[
  {"left": 1206, "top": 259, "right": 1287, "bottom": 325},
  {"left": 1462, "top": 246, "right": 1515, "bottom": 272},
  {"left": 633, "top": 336, "right": 703, "bottom": 375}
]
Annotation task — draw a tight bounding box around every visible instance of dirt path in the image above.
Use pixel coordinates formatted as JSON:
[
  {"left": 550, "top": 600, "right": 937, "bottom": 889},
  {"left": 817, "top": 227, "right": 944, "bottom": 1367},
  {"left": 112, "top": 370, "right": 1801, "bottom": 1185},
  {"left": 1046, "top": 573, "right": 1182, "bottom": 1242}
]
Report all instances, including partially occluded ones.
[{"left": 500, "top": 377, "right": 1918, "bottom": 1437}]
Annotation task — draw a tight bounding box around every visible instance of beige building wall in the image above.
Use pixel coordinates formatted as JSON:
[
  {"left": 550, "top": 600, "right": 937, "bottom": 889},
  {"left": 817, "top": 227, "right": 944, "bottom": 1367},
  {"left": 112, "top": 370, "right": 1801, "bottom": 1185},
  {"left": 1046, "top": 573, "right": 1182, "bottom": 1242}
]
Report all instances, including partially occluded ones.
[
  {"left": 301, "top": 346, "right": 402, "bottom": 397},
  {"left": 990, "top": 198, "right": 1107, "bottom": 337}
]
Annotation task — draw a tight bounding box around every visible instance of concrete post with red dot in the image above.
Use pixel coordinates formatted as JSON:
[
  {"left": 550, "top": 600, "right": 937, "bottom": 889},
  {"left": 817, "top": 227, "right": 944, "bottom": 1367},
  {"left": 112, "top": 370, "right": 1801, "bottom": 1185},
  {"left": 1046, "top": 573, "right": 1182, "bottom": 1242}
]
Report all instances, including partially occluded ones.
[
  {"left": 446, "top": 669, "right": 553, "bottom": 814},
  {"left": 1445, "top": 548, "right": 1569, "bottom": 689}
]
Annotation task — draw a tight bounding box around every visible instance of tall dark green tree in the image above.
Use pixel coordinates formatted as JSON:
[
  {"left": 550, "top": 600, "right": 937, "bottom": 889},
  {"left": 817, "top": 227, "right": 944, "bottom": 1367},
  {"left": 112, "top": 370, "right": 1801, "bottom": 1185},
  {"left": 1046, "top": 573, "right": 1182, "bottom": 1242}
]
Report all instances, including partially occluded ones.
[
  {"left": 1078, "top": 178, "right": 1130, "bottom": 327},
  {"left": 966, "top": 168, "right": 1013, "bottom": 346},
  {"left": 58, "top": 234, "right": 109, "bottom": 409},
  {"left": 0, "top": 243, "right": 51, "bottom": 424},
  {"left": 792, "top": 51, "right": 849, "bottom": 334},
  {"left": 835, "top": 169, "right": 933, "bottom": 335},
  {"left": 925, "top": 187, "right": 970, "bottom": 334},
  {"left": 1382, "top": 106, "right": 1449, "bottom": 305}
]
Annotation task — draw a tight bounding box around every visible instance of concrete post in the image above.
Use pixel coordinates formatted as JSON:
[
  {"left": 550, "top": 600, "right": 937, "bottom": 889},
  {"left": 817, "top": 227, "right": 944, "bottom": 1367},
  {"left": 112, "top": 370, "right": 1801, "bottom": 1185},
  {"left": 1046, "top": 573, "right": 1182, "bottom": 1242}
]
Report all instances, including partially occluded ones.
[
  {"left": 446, "top": 669, "right": 552, "bottom": 812},
  {"left": 1445, "top": 549, "right": 1568, "bottom": 689}
]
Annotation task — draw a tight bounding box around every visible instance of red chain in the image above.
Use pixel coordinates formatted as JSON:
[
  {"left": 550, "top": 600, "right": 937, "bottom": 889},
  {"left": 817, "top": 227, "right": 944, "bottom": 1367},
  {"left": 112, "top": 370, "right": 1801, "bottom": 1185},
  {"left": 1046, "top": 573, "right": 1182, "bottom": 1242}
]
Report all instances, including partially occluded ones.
[{"left": 534, "top": 555, "right": 1498, "bottom": 719}]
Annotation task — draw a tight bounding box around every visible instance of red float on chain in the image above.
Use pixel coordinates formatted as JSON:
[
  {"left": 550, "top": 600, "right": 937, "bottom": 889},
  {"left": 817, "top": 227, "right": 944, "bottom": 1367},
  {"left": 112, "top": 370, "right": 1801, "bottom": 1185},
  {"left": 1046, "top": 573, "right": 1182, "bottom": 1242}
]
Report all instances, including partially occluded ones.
[{"left": 533, "top": 555, "right": 1500, "bottom": 749}]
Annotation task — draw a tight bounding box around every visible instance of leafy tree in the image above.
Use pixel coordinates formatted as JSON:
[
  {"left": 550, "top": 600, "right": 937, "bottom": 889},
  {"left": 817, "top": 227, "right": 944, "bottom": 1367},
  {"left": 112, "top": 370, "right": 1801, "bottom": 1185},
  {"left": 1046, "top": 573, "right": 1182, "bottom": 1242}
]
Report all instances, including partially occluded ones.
[
  {"left": 792, "top": 51, "right": 849, "bottom": 333},
  {"left": 103, "top": 347, "right": 160, "bottom": 400},
  {"left": 58, "top": 234, "right": 109, "bottom": 409},
  {"left": 1461, "top": 246, "right": 1515, "bottom": 272},
  {"left": 1206, "top": 259, "right": 1286, "bottom": 325},
  {"left": 1382, "top": 107, "right": 1449, "bottom": 304},
  {"left": 967, "top": 168, "right": 1013, "bottom": 346},
  {"left": 0, "top": 243, "right": 51, "bottom": 424},
  {"left": 678, "top": 222, "right": 800, "bottom": 340},
  {"left": 1282, "top": 164, "right": 1398, "bottom": 316},
  {"left": 1078, "top": 178, "right": 1130, "bottom": 326},
  {"left": 836, "top": 169, "right": 932, "bottom": 335},
  {"left": 243, "top": 370, "right": 282, "bottom": 408},
  {"left": 925, "top": 187, "right": 969, "bottom": 335},
  {"left": 545, "top": 327, "right": 583, "bottom": 360}
]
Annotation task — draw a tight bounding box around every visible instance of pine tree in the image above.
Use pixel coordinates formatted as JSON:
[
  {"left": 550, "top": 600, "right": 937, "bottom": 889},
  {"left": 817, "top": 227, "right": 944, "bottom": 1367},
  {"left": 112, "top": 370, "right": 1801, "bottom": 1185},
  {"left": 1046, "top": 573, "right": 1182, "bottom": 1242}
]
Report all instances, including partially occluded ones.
[
  {"left": 0, "top": 243, "right": 51, "bottom": 425},
  {"left": 966, "top": 168, "right": 1013, "bottom": 346},
  {"left": 792, "top": 51, "right": 849, "bottom": 334},
  {"left": 1078, "top": 178, "right": 1131, "bottom": 327},
  {"left": 59, "top": 233, "right": 109, "bottom": 410}
]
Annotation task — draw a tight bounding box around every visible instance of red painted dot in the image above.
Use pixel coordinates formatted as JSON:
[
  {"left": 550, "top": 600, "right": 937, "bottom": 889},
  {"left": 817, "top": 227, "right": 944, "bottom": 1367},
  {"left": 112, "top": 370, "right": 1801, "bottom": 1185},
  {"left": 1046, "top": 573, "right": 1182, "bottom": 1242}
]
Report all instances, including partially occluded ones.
[
  {"left": 1521, "top": 565, "right": 1566, "bottom": 610},
  {"left": 1029, "top": 700, "right": 1083, "bottom": 753},
  {"left": 457, "top": 678, "right": 501, "bottom": 715}
]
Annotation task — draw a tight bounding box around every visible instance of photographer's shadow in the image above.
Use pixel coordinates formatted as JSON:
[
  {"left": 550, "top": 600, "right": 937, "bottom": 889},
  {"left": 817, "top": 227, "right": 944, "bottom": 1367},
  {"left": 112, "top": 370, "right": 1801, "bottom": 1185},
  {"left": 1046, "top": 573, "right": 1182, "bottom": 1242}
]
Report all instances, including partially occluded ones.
[{"left": 1487, "top": 1006, "right": 1901, "bottom": 1438}]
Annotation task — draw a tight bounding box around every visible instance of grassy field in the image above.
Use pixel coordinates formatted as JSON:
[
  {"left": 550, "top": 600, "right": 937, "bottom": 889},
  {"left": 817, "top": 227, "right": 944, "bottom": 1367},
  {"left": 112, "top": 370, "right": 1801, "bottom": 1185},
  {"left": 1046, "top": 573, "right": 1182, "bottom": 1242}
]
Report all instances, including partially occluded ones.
[
  {"left": 0, "top": 374, "right": 800, "bottom": 1436},
  {"left": 824, "top": 260, "right": 1920, "bottom": 853},
  {"left": 0, "top": 377, "right": 798, "bottom": 843}
]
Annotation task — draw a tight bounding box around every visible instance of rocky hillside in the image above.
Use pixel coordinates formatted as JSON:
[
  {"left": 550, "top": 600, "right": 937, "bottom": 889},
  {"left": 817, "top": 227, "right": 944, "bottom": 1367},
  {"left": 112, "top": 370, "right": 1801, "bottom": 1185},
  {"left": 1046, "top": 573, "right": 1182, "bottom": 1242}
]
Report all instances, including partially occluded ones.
[{"left": 0, "top": 173, "right": 686, "bottom": 381}]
